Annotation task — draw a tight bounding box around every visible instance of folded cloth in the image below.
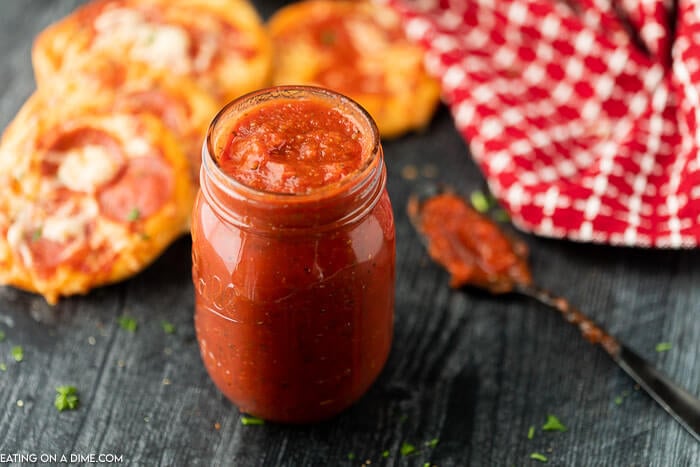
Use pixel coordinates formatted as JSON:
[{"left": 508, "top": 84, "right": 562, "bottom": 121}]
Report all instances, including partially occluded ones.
[{"left": 380, "top": 0, "right": 700, "bottom": 248}]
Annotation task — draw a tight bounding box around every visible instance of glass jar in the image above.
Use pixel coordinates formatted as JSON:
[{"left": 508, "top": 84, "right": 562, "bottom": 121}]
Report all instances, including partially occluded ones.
[{"left": 191, "top": 86, "right": 395, "bottom": 423}]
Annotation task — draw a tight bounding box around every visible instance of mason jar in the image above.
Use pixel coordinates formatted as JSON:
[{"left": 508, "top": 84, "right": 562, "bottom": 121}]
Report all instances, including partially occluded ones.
[{"left": 191, "top": 86, "right": 395, "bottom": 423}]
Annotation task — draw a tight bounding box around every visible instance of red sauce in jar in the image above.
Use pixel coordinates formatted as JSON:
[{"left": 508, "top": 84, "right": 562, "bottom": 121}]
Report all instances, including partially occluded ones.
[
  {"left": 218, "top": 99, "right": 364, "bottom": 193},
  {"left": 191, "top": 86, "right": 395, "bottom": 423}
]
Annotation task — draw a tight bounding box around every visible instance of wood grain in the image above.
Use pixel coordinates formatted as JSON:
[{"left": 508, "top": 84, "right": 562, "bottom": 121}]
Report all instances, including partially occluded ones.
[{"left": 1, "top": 1, "right": 699, "bottom": 466}]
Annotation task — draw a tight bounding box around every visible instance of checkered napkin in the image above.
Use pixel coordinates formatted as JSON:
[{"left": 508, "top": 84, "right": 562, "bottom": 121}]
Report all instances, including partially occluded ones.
[{"left": 381, "top": 0, "right": 700, "bottom": 248}]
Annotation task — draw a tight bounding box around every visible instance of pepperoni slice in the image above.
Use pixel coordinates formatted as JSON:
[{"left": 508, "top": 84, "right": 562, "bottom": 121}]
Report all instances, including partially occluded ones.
[
  {"left": 116, "top": 90, "right": 187, "bottom": 135},
  {"left": 97, "top": 156, "right": 174, "bottom": 223},
  {"left": 39, "top": 127, "right": 126, "bottom": 195},
  {"left": 12, "top": 195, "right": 97, "bottom": 276}
]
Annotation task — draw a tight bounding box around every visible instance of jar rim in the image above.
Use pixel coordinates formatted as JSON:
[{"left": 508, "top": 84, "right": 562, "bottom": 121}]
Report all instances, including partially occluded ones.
[{"left": 202, "top": 85, "right": 382, "bottom": 204}]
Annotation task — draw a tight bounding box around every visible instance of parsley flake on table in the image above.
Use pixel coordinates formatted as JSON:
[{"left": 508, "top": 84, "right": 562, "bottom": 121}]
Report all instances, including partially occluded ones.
[
  {"left": 542, "top": 414, "right": 567, "bottom": 432},
  {"left": 381, "top": 450, "right": 389, "bottom": 458},
  {"left": 347, "top": 452, "right": 355, "bottom": 460},
  {"left": 161, "top": 320, "right": 176, "bottom": 334},
  {"left": 530, "top": 452, "right": 548, "bottom": 462},
  {"left": 425, "top": 438, "right": 439, "bottom": 448},
  {"left": 0, "top": 363, "right": 6, "bottom": 371},
  {"left": 55, "top": 386, "right": 79, "bottom": 411},
  {"left": 400, "top": 442, "right": 417, "bottom": 456},
  {"left": 240, "top": 415, "right": 264, "bottom": 426},
  {"left": 118, "top": 315, "right": 138, "bottom": 332},
  {"left": 11, "top": 346, "right": 23, "bottom": 362},
  {"left": 527, "top": 425, "right": 535, "bottom": 439},
  {"left": 470, "top": 190, "right": 491, "bottom": 213},
  {"left": 0, "top": 330, "right": 5, "bottom": 342},
  {"left": 655, "top": 342, "right": 672, "bottom": 352}
]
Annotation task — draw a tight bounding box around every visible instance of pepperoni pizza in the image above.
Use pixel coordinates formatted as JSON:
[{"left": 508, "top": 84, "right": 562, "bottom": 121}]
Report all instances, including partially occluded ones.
[
  {"left": 33, "top": 0, "right": 272, "bottom": 106},
  {"left": 267, "top": 0, "right": 441, "bottom": 138},
  {"left": 0, "top": 93, "right": 194, "bottom": 304}
]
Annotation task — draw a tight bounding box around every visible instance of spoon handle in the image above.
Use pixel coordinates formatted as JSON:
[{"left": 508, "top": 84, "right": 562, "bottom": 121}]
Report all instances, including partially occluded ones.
[{"left": 517, "top": 284, "right": 700, "bottom": 442}]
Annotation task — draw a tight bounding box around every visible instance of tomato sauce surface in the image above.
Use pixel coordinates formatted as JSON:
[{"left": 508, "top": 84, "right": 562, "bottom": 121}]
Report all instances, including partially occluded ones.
[
  {"left": 192, "top": 87, "right": 394, "bottom": 423},
  {"left": 217, "top": 98, "right": 365, "bottom": 194}
]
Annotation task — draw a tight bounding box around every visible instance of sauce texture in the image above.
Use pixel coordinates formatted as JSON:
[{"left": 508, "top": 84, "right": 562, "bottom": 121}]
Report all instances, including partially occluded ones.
[
  {"left": 218, "top": 99, "right": 365, "bottom": 194},
  {"left": 409, "top": 192, "right": 532, "bottom": 293},
  {"left": 192, "top": 87, "right": 395, "bottom": 423}
]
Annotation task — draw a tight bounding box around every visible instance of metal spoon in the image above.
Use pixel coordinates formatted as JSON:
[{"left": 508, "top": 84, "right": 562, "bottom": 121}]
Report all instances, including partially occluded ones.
[{"left": 408, "top": 187, "right": 700, "bottom": 442}]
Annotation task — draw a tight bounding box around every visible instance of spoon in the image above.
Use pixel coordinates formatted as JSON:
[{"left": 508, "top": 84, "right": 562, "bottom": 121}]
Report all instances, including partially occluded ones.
[{"left": 407, "top": 186, "right": 700, "bottom": 442}]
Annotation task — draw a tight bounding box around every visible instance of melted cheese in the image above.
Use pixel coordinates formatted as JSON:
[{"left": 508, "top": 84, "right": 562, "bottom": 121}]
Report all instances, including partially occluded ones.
[
  {"left": 41, "top": 198, "right": 98, "bottom": 244},
  {"left": 94, "top": 8, "right": 193, "bottom": 75},
  {"left": 56, "top": 144, "right": 121, "bottom": 193}
]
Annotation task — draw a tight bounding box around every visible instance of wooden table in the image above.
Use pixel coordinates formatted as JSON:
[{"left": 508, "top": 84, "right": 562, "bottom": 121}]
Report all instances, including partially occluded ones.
[{"left": 1, "top": 1, "right": 699, "bottom": 465}]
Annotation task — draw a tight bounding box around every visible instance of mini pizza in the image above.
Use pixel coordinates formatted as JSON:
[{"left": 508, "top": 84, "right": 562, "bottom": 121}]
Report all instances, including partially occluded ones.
[
  {"left": 0, "top": 93, "right": 195, "bottom": 304},
  {"left": 45, "top": 57, "right": 219, "bottom": 185},
  {"left": 32, "top": 0, "right": 272, "bottom": 106},
  {"left": 267, "top": 0, "right": 441, "bottom": 138}
]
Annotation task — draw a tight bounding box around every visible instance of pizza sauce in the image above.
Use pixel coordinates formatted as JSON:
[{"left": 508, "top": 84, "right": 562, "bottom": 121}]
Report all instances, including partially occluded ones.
[{"left": 191, "top": 87, "right": 395, "bottom": 423}]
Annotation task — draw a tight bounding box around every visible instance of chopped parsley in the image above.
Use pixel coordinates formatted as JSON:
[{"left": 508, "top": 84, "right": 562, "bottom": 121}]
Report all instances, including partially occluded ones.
[
  {"left": 0, "top": 330, "right": 5, "bottom": 342},
  {"left": 655, "top": 342, "right": 672, "bottom": 352},
  {"left": 0, "top": 363, "right": 6, "bottom": 372},
  {"left": 118, "top": 315, "right": 138, "bottom": 333},
  {"left": 530, "top": 452, "right": 548, "bottom": 463},
  {"left": 381, "top": 450, "right": 389, "bottom": 458},
  {"left": 347, "top": 452, "right": 355, "bottom": 460},
  {"left": 240, "top": 415, "right": 264, "bottom": 426},
  {"left": 423, "top": 463, "right": 431, "bottom": 467},
  {"left": 31, "top": 228, "right": 42, "bottom": 242},
  {"left": 425, "top": 438, "right": 439, "bottom": 448},
  {"left": 161, "top": 320, "right": 176, "bottom": 335},
  {"left": 11, "top": 346, "right": 23, "bottom": 362},
  {"left": 542, "top": 414, "right": 567, "bottom": 432},
  {"left": 614, "top": 396, "right": 624, "bottom": 405},
  {"left": 527, "top": 425, "right": 535, "bottom": 439},
  {"left": 400, "top": 442, "right": 417, "bottom": 456},
  {"left": 126, "top": 207, "right": 141, "bottom": 222},
  {"left": 470, "top": 190, "right": 491, "bottom": 213},
  {"left": 54, "top": 386, "right": 79, "bottom": 411}
]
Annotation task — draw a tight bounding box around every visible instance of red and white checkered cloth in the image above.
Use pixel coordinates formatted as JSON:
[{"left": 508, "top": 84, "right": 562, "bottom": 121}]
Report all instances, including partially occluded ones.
[{"left": 381, "top": 0, "right": 700, "bottom": 248}]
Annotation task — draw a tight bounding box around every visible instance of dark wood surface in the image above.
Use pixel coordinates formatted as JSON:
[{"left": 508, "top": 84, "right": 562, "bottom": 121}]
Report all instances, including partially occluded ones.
[{"left": 1, "top": 1, "right": 699, "bottom": 465}]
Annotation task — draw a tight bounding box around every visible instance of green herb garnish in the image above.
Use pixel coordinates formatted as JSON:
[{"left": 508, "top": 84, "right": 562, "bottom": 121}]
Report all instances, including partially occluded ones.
[
  {"left": 530, "top": 452, "right": 548, "bottom": 462},
  {"left": 400, "top": 442, "right": 416, "bottom": 456},
  {"left": 614, "top": 396, "right": 624, "bottom": 405},
  {"left": 470, "top": 190, "right": 491, "bottom": 213},
  {"left": 240, "top": 415, "right": 264, "bottom": 425},
  {"left": 31, "top": 228, "right": 42, "bottom": 242},
  {"left": 381, "top": 450, "right": 389, "bottom": 458},
  {"left": 118, "top": 315, "right": 138, "bottom": 333},
  {"left": 126, "top": 207, "right": 141, "bottom": 222},
  {"left": 0, "top": 363, "right": 6, "bottom": 371},
  {"left": 161, "top": 320, "right": 175, "bottom": 335},
  {"left": 0, "top": 330, "right": 5, "bottom": 342},
  {"left": 347, "top": 452, "right": 355, "bottom": 460},
  {"left": 425, "top": 438, "right": 439, "bottom": 448},
  {"left": 527, "top": 425, "right": 535, "bottom": 439},
  {"left": 11, "top": 346, "right": 23, "bottom": 362},
  {"left": 55, "top": 385, "right": 79, "bottom": 411},
  {"left": 655, "top": 342, "right": 672, "bottom": 352},
  {"left": 542, "top": 414, "right": 566, "bottom": 432}
]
